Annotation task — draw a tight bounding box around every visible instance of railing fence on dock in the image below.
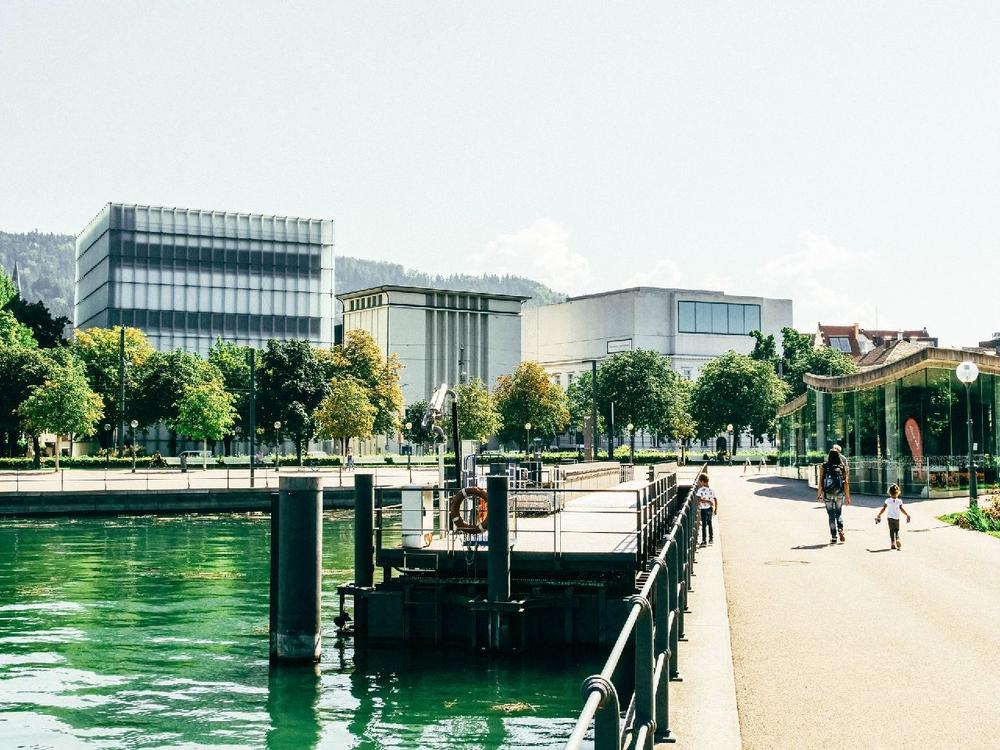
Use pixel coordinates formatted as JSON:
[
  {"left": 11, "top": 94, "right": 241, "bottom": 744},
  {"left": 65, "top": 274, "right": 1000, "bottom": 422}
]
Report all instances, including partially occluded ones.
[{"left": 564, "top": 462, "right": 705, "bottom": 750}]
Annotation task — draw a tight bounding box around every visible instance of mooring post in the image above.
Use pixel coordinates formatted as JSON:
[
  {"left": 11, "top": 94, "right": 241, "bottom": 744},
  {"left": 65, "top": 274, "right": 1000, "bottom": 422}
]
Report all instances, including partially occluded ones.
[
  {"left": 353, "top": 472, "right": 375, "bottom": 636},
  {"left": 271, "top": 474, "right": 323, "bottom": 662},
  {"left": 487, "top": 474, "right": 511, "bottom": 650}
]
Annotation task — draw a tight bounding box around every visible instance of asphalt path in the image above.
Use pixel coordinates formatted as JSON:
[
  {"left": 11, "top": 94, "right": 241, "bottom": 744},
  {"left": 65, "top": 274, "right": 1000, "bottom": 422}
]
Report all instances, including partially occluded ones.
[{"left": 712, "top": 466, "right": 1000, "bottom": 750}]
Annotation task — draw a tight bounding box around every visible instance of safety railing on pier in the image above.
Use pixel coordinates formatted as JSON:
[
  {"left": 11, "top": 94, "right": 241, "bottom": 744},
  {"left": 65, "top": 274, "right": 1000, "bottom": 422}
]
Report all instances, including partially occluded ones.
[
  {"left": 564, "top": 463, "right": 705, "bottom": 750},
  {"left": 373, "top": 470, "right": 678, "bottom": 569}
]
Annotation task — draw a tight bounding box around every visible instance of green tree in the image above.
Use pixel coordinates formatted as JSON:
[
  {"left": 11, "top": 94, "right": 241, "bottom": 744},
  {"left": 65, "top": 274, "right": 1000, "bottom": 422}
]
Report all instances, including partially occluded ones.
[
  {"left": 19, "top": 358, "right": 103, "bottom": 470},
  {"left": 691, "top": 350, "right": 788, "bottom": 445},
  {"left": 781, "top": 326, "right": 857, "bottom": 397},
  {"left": 72, "top": 327, "right": 155, "bottom": 447},
  {"left": 599, "top": 349, "right": 686, "bottom": 459},
  {"left": 402, "top": 401, "right": 437, "bottom": 448},
  {"left": 451, "top": 378, "right": 501, "bottom": 442},
  {"left": 170, "top": 379, "right": 236, "bottom": 469},
  {"left": 257, "top": 340, "right": 329, "bottom": 465},
  {"left": 208, "top": 339, "right": 256, "bottom": 454},
  {"left": 566, "top": 371, "right": 605, "bottom": 434},
  {"left": 749, "top": 330, "right": 778, "bottom": 363},
  {"left": 329, "top": 330, "right": 404, "bottom": 437},
  {"left": 314, "top": 376, "right": 376, "bottom": 453},
  {"left": 0, "top": 346, "right": 53, "bottom": 459},
  {"left": 0, "top": 268, "right": 17, "bottom": 308},
  {"left": 6, "top": 296, "right": 69, "bottom": 348},
  {"left": 494, "top": 361, "right": 570, "bottom": 450},
  {"left": 133, "top": 350, "right": 218, "bottom": 453},
  {"left": 0, "top": 309, "right": 38, "bottom": 349}
]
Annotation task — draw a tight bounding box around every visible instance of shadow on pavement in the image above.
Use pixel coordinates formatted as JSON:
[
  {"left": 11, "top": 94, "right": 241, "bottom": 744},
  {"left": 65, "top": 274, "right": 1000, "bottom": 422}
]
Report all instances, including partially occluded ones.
[
  {"left": 743, "top": 475, "right": 946, "bottom": 508},
  {"left": 791, "top": 544, "right": 832, "bottom": 550},
  {"left": 866, "top": 548, "right": 893, "bottom": 553}
]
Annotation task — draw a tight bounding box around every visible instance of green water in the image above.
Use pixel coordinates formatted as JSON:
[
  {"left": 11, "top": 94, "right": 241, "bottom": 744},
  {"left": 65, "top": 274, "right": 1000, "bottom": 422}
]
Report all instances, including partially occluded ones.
[{"left": 0, "top": 512, "right": 599, "bottom": 749}]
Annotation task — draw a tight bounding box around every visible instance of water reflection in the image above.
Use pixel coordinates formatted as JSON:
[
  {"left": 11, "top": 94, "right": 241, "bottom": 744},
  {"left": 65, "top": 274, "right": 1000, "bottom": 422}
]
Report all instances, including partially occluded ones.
[{"left": 266, "top": 664, "right": 321, "bottom": 750}]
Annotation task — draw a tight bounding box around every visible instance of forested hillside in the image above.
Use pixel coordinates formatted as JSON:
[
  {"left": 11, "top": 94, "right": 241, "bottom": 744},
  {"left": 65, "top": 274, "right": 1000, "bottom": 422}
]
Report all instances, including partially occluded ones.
[{"left": 0, "top": 231, "right": 564, "bottom": 323}]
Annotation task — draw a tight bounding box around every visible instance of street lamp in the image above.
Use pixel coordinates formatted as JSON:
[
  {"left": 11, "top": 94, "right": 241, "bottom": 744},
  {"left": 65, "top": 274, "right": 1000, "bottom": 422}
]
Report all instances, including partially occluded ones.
[
  {"left": 129, "top": 419, "right": 138, "bottom": 473},
  {"left": 103, "top": 423, "right": 111, "bottom": 469},
  {"left": 273, "top": 421, "right": 282, "bottom": 471},
  {"left": 524, "top": 422, "right": 532, "bottom": 455},
  {"left": 405, "top": 421, "right": 413, "bottom": 483},
  {"left": 726, "top": 423, "right": 734, "bottom": 465},
  {"left": 626, "top": 422, "right": 635, "bottom": 464},
  {"left": 956, "top": 361, "right": 980, "bottom": 508}
]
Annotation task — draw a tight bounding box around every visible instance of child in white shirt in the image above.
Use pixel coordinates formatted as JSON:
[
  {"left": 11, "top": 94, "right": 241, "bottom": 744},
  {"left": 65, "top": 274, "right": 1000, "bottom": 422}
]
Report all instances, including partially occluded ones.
[{"left": 875, "top": 483, "right": 911, "bottom": 550}]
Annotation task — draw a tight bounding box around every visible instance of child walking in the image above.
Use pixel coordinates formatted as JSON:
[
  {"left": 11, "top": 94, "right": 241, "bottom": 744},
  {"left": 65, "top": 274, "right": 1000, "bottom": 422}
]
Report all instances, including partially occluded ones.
[
  {"left": 694, "top": 473, "right": 718, "bottom": 546},
  {"left": 875, "top": 484, "right": 911, "bottom": 550}
]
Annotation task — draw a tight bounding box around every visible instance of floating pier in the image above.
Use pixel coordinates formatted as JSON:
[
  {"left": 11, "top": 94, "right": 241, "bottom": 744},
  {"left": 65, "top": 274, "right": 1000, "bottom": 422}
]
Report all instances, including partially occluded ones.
[{"left": 338, "top": 462, "right": 697, "bottom": 652}]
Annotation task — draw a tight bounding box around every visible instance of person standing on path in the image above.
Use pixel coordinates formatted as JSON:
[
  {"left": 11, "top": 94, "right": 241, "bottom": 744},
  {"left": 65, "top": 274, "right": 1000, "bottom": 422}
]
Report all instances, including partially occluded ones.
[
  {"left": 875, "top": 483, "right": 911, "bottom": 549},
  {"left": 346, "top": 448, "right": 355, "bottom": 471},
  {"left": 817, "top": 448, "right": 851, "bottom": 543},
  {"left": 695, "top": 473, "right": 718, "bottom": 546}
]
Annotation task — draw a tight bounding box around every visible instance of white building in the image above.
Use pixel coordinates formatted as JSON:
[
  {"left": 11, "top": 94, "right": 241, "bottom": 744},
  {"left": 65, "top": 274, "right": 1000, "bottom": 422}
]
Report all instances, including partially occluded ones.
[
  {"left": 522, "top": 286, "right": 793, "bottom": 388},
  {"left": 339, "top": 285, "right": 527, "bottom": 405}
]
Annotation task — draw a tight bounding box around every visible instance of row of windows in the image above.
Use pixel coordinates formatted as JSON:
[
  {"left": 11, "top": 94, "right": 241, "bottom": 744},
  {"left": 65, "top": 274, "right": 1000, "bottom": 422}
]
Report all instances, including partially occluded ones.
[
  {"left": 347, "top": 294, "right": 384, "bottom": 311},
  {"left": 115, "top": 266, "right": 326, "bottom": 295},
  {"left": 109, "top": 281, "right": 326, "bottom": 319},
  {"left": 109, "top": 235, "right": 325, "bottom": 278},
  {"left": 426, "top": 293, "right": 491, "bottom": 311},
  {"left": 678, "top": 301, "right": 761, "bottom": 335},
  {"left": 107, "top": 308, "right": 323, "bottom": 338}
]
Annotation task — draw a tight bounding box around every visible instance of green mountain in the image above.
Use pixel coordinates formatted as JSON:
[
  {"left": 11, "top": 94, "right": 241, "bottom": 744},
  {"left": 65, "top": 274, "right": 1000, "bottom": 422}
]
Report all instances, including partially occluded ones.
[{"left": 0, "top": 231, "right": 564, "bottom": 325}]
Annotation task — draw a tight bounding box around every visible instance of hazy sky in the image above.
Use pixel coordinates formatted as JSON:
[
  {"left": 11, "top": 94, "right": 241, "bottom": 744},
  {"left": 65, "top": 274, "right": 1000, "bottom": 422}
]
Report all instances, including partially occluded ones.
[{"left": 2, "top": 1, "right": 998, "bottom": 346}]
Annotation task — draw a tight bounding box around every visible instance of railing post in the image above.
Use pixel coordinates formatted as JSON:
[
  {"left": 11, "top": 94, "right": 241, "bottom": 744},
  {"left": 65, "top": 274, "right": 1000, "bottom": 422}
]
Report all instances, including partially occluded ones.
[
  {"left": 668, "top": 540, "right": 681, "bottom": 679},
  {"left": 583, "top": 675, "right": 621, "bottom": 750},
  {"left": 630, "top": 595, "right": 655, "bottom": 749},
  {"left": 654, "top": 564, "right": 674, "bottom": 742}
]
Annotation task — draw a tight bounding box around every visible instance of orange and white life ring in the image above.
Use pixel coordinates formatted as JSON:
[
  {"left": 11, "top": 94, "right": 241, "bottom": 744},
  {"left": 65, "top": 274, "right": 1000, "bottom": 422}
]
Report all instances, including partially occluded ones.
[{"left": 449, "top": 486, "right": 488, "bottom": 534}]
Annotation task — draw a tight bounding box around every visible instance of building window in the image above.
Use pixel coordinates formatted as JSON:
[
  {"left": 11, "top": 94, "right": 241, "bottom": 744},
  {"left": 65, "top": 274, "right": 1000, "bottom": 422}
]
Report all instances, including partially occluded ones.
[
  {"left": 829, "top": 336, "right": 853, "bottom": 353},
  {"left": 681, "top": 368, "right": 693, "bottom": 380},
  {"left": 678, "top": 301, "right": 762, "bottom": 335}
]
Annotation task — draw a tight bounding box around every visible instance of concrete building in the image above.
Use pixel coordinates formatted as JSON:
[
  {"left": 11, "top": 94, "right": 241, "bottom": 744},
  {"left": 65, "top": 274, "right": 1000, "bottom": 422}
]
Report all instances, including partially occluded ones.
[
  {"left": 75, "top": 202, "right": 336, "bottom": 355},
  {"left": 522, "top": 287, "right": 793, "bottom": 388},
  {"left": 338, "top": 285, "right": 527, "bottom": 405}
]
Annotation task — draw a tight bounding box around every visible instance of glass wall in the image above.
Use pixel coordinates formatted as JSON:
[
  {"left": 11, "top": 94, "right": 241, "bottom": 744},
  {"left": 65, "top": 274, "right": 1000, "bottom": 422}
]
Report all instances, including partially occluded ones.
[
  {"left": 677, "top": 301, "right": 761, "bottom": 335},
  {"left": 777, "top": 365, "right": 999, "bottom": 497}
]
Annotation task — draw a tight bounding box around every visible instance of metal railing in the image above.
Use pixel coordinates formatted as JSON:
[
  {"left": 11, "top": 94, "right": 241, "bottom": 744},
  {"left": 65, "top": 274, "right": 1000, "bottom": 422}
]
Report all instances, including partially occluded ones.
[
  {"left": 375, "top": 473, "right": 678, "bottom": 569},
  {"left": 564, "top": 463, "right": 703, "bottom": 750}
]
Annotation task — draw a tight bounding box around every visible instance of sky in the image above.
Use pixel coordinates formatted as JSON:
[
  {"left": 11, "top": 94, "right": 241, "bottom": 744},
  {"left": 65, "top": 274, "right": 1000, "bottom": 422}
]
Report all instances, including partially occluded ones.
[{"left": 2, "top": 1, "right": 999, "bottom": 347}]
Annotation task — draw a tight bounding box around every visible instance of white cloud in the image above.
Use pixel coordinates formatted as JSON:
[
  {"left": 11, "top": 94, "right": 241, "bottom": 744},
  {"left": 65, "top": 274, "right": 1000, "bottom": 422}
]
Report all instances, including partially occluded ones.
[
  {"left": 624, "top": 257, "right": 681, "bottom": 288},
  {"left": 466, "top": 219, "right": 592, "bottom": 294},
  {"left": 746, "top": 231, "right": 881, "bottom": 331}
]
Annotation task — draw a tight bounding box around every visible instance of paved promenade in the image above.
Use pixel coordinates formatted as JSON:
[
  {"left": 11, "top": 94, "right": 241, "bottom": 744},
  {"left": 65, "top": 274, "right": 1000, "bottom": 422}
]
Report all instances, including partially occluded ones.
[{"left": 711, "top": 466, "right": 1000, "bottom": 749}]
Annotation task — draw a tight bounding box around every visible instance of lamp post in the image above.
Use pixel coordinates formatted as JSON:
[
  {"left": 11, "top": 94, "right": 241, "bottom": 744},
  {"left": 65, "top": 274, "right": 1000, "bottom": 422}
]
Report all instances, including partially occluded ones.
[
  {"left": 273, "top": 421, "right": 282, "bottom": 472},
  {"left": 956, "top": 361, "right": 980, "bottom": 508},
  {"left": 524, "top": 422, "right": 532, "bottom": 455},
  {"left": 103, "top": 423, "right": 111, "bottom": 470},
  {"left": 726, "top": 423, "right": 734, "bottom": 465},
  {"left": 626, "top": 422, "right": 635, "bottom": 464},
  {"left": 129, "top": 420, "right": 138, "bottom": 473},
  {"left": 404, "top": 421, "right": 413, "bottom": 483}
]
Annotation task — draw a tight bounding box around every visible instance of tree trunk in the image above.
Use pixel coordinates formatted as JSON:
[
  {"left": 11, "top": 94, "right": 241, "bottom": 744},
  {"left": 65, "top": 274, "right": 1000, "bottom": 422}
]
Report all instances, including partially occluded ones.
[
  {"left": 202, "top": 438, "right": 208, "bottom": 470},
  {"left": 31, "top": 435, "right": 40, "bottom": 469},
  {"left": 223, "top": 435, "right": 232, "bottom": 456},
  {"left": 168, "top": 429, "right": 178, "bottom": 457},
  {"left": 54, "top": 436, "right": 60, "bottom": 472},
  {"left": 296, "top": 436, "right": 303, "bottom": 466}
]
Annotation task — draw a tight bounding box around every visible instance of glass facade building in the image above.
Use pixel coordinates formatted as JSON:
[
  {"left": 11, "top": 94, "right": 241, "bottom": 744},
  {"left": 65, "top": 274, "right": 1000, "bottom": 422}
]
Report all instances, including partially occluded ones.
[
  {"left": 777, "top": 348, "right": 1000, "bottom": 497},
  {"left": 75, "top": 203, "right": 335, "bottom": 355}
]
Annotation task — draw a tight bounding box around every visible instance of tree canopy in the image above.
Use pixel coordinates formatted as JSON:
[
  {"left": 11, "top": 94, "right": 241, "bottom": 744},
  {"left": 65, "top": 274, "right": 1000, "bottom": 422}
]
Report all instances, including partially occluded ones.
[
  {"left": 19, "top": 358, "right": 103, "bottom": 470},
  {"left": 451, "top": 378, "right": 501, "bottom": 442},
  {"left": 328, "top": 329, "right": 404, "bottom": 437},
  {"left": 72, "top": 327, "right": 155, "bottom": 438},
  {"left": 257, "top": 339, "right": 329, "bottom": 464},
  {"left": 691, "top": 350, "right": 788, "bottom": 444},
  {"left": 780, "top": 326, "right": 857, "bottom": 397},
  {"left": 314, "top": 376, "right": 377, "bottom": 451},
  {"left": 494, "top": 361, "right": 570, "bottom": 449}
]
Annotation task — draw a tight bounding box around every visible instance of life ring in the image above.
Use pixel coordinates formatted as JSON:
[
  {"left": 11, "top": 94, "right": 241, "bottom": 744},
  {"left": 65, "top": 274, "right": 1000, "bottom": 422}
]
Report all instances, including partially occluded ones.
[{"left": 449, "top": 486, "right": 488, "bottom": 534}]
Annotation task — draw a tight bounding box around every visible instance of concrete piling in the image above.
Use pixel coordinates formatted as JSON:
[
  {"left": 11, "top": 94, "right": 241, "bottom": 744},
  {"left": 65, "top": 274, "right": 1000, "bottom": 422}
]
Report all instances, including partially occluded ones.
[
  {"left": 270, "top": 474, "right": 323, "bottom": 662},
  {"left": 487, "top": 474, "right": 511, "bottom": 649}
]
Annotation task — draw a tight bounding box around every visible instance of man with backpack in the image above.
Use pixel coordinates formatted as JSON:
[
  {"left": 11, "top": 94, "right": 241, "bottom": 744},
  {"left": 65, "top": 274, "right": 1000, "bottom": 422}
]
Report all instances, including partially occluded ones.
[{"left": 817, "top": 447, "right": 851, "bottom": 543}]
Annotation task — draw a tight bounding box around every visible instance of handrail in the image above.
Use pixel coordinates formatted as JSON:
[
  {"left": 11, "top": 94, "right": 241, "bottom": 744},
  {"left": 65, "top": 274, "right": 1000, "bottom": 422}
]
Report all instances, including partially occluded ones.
[{"left": 565, "top": 463, "right": 706, "bottom": 750}]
